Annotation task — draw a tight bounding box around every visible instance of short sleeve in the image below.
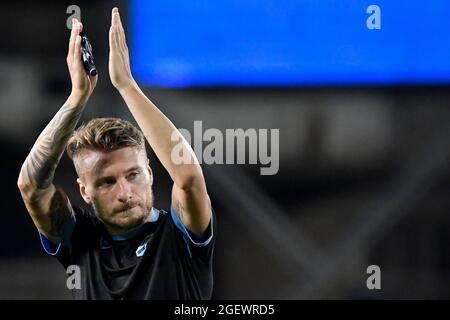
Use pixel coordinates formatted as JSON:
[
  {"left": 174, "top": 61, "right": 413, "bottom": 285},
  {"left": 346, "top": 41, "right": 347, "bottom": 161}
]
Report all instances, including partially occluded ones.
[
  {"left": 38, "top": 214, "right": 76, "bottom": 256},
  {"left": 170, "top": 205, "right": 216, "bottom": 261},
  {"left": 37, "top": 206, "right": 100, "bottom": 267}
]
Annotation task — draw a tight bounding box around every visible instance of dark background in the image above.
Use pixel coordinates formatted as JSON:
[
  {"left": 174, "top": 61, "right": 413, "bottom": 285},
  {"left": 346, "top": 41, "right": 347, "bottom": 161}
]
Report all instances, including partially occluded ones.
[{"left": 0, "top": 0, "right": 449, "bottom": 299}]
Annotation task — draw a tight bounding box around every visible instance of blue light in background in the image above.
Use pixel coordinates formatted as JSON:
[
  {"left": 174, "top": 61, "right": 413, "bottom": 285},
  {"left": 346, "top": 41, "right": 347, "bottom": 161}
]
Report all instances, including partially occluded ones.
[{"left": 130, "top": 0, "right": 450, "bottom": 87}]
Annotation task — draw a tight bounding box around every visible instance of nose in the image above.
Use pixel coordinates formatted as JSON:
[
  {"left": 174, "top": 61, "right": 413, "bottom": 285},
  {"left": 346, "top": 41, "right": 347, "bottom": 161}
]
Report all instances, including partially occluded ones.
[{"left": 116, "top": 180, "right": 133, "bottom": 203}]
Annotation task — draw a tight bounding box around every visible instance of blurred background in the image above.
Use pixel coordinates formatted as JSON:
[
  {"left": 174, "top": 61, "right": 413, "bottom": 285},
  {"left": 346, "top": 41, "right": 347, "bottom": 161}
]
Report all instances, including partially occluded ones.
[{"left": 0, "top": 0, "right": 449, "bottom": 299}]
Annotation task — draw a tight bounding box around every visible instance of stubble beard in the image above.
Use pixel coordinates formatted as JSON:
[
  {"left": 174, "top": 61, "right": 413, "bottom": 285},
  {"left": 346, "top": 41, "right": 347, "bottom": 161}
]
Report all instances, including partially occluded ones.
[{"left": 93, "top": 188, "right": 154, "bottom": 235}]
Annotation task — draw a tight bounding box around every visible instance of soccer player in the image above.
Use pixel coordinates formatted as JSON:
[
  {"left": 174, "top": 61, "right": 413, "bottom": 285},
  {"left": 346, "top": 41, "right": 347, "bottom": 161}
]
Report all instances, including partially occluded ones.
[{"left": 17, "top": 8, "right": 215, "bottom": 300}]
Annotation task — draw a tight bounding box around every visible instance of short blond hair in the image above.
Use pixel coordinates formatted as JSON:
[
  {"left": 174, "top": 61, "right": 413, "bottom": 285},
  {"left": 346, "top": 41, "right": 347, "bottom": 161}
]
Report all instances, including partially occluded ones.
[{"left": 67, "top": 118, "right": 146, "bottom": 174}]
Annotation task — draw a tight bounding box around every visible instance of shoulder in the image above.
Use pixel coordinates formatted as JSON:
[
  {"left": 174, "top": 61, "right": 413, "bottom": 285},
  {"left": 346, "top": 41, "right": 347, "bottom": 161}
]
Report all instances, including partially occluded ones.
[
  {"left": 165, "top": 205, "right": 216, "bottom": 260},
  {"left": 71, "top": 205, "right": 104, "bottom": 240},
  {"left": 72, "top": 205, "right": 100, "bottom": 225}
]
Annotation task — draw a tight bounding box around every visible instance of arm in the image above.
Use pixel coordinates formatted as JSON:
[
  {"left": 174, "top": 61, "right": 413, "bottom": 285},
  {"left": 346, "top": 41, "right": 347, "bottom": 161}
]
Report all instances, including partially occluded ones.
[
  {"left": 108, "top": 8, "right": 211, "bottom": 236},
  {"left": 17, "top": 19, "right": 97, "bottom": 241}
]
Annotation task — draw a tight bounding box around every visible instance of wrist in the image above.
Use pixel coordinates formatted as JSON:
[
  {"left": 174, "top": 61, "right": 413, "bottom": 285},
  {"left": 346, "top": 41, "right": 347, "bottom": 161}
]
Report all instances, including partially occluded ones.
[
  {"left": 68, "top": 91, "right": 90, "bottom": 107},
  {"left": 116, "top": 79, "right": 139, "bottom": 96}
]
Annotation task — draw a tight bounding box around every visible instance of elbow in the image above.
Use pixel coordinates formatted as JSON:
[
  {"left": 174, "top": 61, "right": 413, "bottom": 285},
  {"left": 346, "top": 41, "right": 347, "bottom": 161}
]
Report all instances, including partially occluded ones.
[
  {"left": 17, "top": 163, "right": 30, "bottom": 191},
  {"left": 17, "top": 172, "right": 40, "bottom": 202},
  {"left": 17, "top": 174, "right": 33, "bottom": 200},
  {"left": 17, "top": 174, "right": 29, "bottom": 193}
]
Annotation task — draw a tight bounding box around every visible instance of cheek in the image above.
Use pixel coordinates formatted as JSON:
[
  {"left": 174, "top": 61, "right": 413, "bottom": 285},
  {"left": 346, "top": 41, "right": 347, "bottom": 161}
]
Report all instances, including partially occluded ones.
[
  {"left": 92, "top": 198, "right": 102, "bottom": 211},
  {"left": 135, "top": 183, "right": 149, "bottom": 197},
  {"left": 92, "top": 192, "right": 112, "bottom": 209},
  {"left": 137, "top": 171, "right": 150, "bottom": 183},
  {"left": 134, "top": 180, "right": 152, "bottom": 200},
  {"left": 134, "top": 174, "right": 151, "bottom": 189}
]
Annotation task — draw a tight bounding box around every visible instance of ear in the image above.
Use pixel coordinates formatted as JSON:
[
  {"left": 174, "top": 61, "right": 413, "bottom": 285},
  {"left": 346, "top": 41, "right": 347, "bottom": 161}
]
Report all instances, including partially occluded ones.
[
  {"left": 147, "top": 162, "right": 153, "bottom": 186},
  {"left": 77, "top": 178, "right": 92, "bottom": 204}
]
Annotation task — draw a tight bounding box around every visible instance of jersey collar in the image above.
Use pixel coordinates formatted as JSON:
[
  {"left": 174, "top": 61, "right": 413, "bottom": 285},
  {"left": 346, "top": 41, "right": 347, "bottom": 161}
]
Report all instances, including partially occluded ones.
[{"left": 110, "top": 207, "right": 160, "bottom": 241}]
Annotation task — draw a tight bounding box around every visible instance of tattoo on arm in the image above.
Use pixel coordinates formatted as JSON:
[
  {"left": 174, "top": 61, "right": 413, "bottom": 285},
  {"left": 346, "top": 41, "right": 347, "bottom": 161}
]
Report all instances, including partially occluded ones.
[
  {"left": 175, "top": 196, "right": 212, "bottom": 226},
  {"left": 47, "top": 189, "right": 72, "bottom": 238},
  {"left": 22, "top": 102, "right": 84, "bottom": 189},
  {"left": 175, "top": 200, "right": 185, "bottom": 224}
]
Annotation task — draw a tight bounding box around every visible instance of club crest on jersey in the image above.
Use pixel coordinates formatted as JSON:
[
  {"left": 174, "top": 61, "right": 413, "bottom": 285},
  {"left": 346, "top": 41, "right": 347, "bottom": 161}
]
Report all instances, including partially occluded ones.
[{"left": 136, "top": 243, "right": 147, "bottom": 257}]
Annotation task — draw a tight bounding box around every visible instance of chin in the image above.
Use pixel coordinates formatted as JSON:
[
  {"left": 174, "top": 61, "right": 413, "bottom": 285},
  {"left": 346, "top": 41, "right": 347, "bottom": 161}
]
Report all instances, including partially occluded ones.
[
  {"left": 114, "top": 208, "right": 146, "bottom": 228},
  {"left": 94, "top": 203, "right": 152, "bottom": 234}
]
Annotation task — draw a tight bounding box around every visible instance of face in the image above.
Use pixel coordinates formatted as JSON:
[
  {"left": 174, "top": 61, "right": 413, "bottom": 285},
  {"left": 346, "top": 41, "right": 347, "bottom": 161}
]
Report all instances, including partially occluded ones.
[{"left": 76, "top": 146, "right": 154, "bottom": 235}]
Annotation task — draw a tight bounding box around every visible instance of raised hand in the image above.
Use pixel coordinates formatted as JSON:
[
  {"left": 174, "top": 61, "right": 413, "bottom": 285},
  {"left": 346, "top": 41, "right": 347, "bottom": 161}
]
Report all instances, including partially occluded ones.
[
  {"left": 109, "top": 7, "right": 135, "bottom": 92},
  {"left": 67, "top": 18, "right": 97, "bottom": 102}
]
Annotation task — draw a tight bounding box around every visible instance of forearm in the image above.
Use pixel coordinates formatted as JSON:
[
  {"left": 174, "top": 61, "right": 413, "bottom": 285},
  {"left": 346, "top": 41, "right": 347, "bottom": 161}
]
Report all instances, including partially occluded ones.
[
  {"left": 18, "top": 94, "right": 86, "bottom": 197},
  {"left": 119, "top": 82, "right": 203, "bottom": 188}
]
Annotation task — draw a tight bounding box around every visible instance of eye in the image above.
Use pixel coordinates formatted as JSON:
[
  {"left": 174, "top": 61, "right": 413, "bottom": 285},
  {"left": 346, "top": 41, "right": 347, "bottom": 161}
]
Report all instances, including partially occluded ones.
[
  {"left": 128, "top": 171, "right": 139, "bottom": 180},
  {"left": 97, "top": 178, "right": 115, "bottom": 188}
]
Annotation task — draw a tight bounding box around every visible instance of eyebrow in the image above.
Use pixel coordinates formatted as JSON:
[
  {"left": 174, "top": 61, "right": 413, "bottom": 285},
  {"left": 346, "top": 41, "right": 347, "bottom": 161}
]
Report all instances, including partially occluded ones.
[
  {"left": 94, "top": 176, "right": 115, "bottom": 186},
  {"left": 126, "top": 166, "right": 141, "bottom": 173},
  {"left": 94, "top": 166, "right": 141, "bottom": 182}
]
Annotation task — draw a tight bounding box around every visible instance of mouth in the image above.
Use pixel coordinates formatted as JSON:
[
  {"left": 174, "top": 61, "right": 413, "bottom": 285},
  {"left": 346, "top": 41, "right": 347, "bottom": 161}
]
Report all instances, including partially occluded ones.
[{"left": 116, "top": 204, "right": 136, "bottom": 213}]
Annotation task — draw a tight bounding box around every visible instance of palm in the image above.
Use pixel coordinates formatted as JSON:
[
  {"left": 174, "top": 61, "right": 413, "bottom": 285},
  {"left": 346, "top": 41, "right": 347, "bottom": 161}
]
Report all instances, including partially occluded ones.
[
  {"left": 109, "top": 8, "right": 134, "bottom": 91},
  {"left": 74, "top": 70, "right": 97, "bottom": 93},
  {"left": 67, "top": 19, "right": 97, "bottom": 97},
  {"left": 109, "top": 47, "right": 131, "bottom": 87}
]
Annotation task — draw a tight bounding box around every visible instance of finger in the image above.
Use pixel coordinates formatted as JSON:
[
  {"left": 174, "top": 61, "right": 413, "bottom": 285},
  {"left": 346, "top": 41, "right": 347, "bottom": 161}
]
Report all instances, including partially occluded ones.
[
  {"left": 78, "top": 21, "right": 83, "bottom": 33},
  {"left": 68, "top": 19, "right": 79, "bottom": 58},
  {"left": 110, "top": 7, "right": 120, "bottom": 47},
  {"left": 109, "top": 26, "right": 117, "bottom": 51},
  {"left": 115, "top": 8, "right": 123, "bottom": 29},
  {"left": 73, "top": 34, "right": 82, "bottom": 66},
  {"left": 89, "top": 73, "right": 98, "bottom": 81},
  {"left": 109, "top": 25, "right": 121, "bottom": 57},
  {"left": 111, "top": 7, "right": 119, "bottom": 27},
  {"left": 114, "top": 25, "right": 122, "bottom": 53},
  {"left": 119, "top": 33, "right": 128, "bottom": 53},
  {"left": 117, "top": 22, "right": 127, "bottom": 51},
  {"left": 111, "top": 9, "right": 127, "bottom": 51},
  {"left": 89, "top": 73, "right": 98, "bottom": 88}
]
